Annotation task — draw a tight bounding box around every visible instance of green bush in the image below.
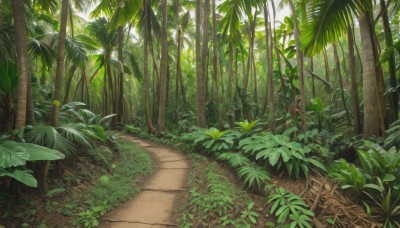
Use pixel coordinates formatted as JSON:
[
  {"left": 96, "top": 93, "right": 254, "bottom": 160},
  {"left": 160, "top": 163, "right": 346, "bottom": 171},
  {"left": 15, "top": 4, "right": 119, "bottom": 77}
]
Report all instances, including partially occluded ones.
[{"left": 239, "top": 133, "right": 326, "bottom": 178}]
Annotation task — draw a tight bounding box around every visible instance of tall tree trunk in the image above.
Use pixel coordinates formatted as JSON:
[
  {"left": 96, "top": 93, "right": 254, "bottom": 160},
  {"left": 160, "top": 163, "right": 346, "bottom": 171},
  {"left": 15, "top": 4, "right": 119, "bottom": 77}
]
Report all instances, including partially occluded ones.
[
  {"left": 333, "top": 43, "right": 351, "bottom": 125},
  {"left": 196, "top": 0, "right": 207, "bottom": 127},
  {"left": 322, "top": 47, "right": 330, "bottom": 92},
  {"left": 310, "top": 57, "right": 315, "bottom": 98},
  {"left": 288, "top": 0, "right": 307, "bottom": 131},
  {"left": 347, "top": 27, "right": 361, "bottom": 134},
  {"left": 117, "top": 25, "right": 124, "bottom": 123},
  {"left": 158, "top": 0, "right": 168, "bottom": 131},
  {"left": 227, "top": 43, "right": 234, "bottom": 126},
  {"left": 51, "top": 0, "right": 68, "bottom": 127},
  {"left": 359, "top": 14, "right": 385, "bottom": 137},
  {"left": 175, "top": 0, "right": 181, "bottom": 121},
  {"left": 264, "top": 2, "right": 275, "bottom": 133},
  {"left": 380, "top": 0, "right": 398, "bottom": 122},
  {"left": 12, "top": 0, "right": 29, "bottom": 130},
  {"left": 143, "top": 0, "right": 156, "bottom": 133},
  {"left": 252, "top": 54, "right": 258, "bottom": 118},
  {"left": 63, "top": 66, "right": 76, "bottom": 104}
]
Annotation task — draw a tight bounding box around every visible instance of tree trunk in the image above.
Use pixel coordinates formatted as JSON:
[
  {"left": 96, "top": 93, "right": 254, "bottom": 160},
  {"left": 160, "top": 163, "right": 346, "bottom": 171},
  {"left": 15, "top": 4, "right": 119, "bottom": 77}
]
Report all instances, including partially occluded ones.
[
  {"left": 333, "top": 43, "right": 351, "bottom": 125},
  {"left": 158, "top": 0, "right": 168, "bottom": 131},
  {"left": 264, "top": 2, "right": 275, "bottom": 133},
  {"left": 347, "top": 27, "right": 361, "bottom": 134},
  {"left": 310, "top": 57, "right": 315, "bottom": 98},
  {"left": 195, "top": 0, "right": 207, "bottom": 127},
  {"left": 322, "top": 47, "right": 330, "bottom": 92},
  {"left": 51, "top": 0, "right": 68, "bottom": 127},
  {"left": 380, "top": 0, "right": 398, "bottom": 122},
  {"left": 63, "top": 66, "right": 76, "bottom": 104},
  {"left": 359, "top": 14, "right": 385, "bottom": 137},
  {"left": 12, "top": 0, "right": 29, "bottom": 130},
  {"left": 288, "top": 0, "right": 307, "bottom": 131},
  {"left": 175, "top": 0, "right": 181, "bottom": 121},
  {"left": 227, "top": 43, "right": 234, "bottom": 126},
  {"left": 117, "top": 25, "right": 124, "bottom": 123},
  {"left": 143, "top": 0, "right": 156, "bottom": 133}
]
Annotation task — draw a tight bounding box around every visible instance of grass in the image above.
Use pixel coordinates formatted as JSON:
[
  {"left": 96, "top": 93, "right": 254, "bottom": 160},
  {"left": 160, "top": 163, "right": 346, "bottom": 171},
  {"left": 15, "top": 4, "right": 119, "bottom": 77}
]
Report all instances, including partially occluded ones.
[
  {"left": 69, "top": 138, "right": 153, "bottom": 227},
  {"left": 0, "top": 138, "right": 153, "bottom": 227}
]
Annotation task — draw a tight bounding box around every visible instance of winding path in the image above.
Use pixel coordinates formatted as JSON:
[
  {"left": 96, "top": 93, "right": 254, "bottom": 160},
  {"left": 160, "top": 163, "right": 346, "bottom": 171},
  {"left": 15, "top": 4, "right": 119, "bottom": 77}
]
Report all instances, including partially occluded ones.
[{"left": 100, "top": 135, "right": 191, "bottom": 228}]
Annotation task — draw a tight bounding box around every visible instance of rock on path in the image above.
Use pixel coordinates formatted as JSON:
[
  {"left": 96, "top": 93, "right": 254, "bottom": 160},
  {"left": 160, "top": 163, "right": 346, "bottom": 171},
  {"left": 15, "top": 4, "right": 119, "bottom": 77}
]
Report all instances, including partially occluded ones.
[{"left": 100, "top": 135, "right": 191, "bottom": 228}]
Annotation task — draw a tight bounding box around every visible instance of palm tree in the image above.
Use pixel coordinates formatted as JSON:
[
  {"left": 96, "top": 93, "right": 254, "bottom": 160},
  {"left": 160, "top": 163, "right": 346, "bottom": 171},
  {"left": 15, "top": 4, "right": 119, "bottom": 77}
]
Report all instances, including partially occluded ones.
[
  {"left": 11, "top": 0, "right": 29, "bottom": 130},
  {"left": 195, "top": 0, "right": 207, "bottom": 127},
  {"left": 288, "top": 0, "right": 307, "bottom": 131},
  {"left": 51, "top": 0, "right": 69, "bottom": 127},
  {"left": 302, "top": 0, "right": 385, "bottom": 137},
  {"left": 158, "top": 0, "right": 168, "bottom": 131},
  {"left": 143, "top": 0, "right": 157, "bottom": 133}
]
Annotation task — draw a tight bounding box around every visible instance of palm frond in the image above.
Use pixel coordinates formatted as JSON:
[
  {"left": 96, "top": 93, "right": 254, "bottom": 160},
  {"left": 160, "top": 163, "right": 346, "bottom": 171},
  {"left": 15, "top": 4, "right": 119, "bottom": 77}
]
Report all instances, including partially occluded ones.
[
  {"left": 24, "top": 125, "right": 77, "bottom": 157},
  {"left": 28, "top": 38, "right": 56, "bottom": 68},
  {"left": 301, "top": 0, "right": 371, "bottom": 56}
]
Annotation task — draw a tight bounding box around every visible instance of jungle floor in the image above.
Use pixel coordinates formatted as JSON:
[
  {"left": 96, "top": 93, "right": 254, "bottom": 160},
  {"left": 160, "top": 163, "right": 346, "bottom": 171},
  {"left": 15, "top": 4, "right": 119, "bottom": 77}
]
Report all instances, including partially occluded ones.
[{"left": 0, "top": 134, "right": 378, "bottom": 227}]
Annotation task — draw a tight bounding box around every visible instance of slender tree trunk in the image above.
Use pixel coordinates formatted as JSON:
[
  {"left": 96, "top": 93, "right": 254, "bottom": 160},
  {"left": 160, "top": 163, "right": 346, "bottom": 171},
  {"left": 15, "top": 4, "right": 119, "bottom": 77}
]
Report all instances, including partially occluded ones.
[
  {"left": 12, "top": 0, "right": 29, "bottom": 130},
  {"left": 359, "top": 14, "right": 385, "bottom": 137},
  {"left": 264, "top": 2, "right": 275, "bottom": 133},
  {"left": 252, "top": 54, "right": 258, "bottom": 118},
  {"left": 380, "top": 0, "right": 398, "bottom": 122},
  {"left": 333, "top": 43, "right": 351, "bottom": 125},
  {"left": 196, "top": 0, "right": 207, "bottom": 127},
  {"left": 63, "top": 66, "right": 76, "bottom": 104},
  {"left": 347, "top": 27, "right": 361, "bottom": 134},
  {"left": 310, "top": 57, "right": 315, "bottom": 98},
  {"left": 158, "top": 0, "right": 168, "bottom": 131},
  {"left": 51, "top": 0, "right": 68, "bottom": 127},
  {"left": 212, "top": 0, "right": 222, "bottom": 126},
  {"left": 219, "top": 54, "right": 225, "bottom": 96},
  {"left": 117, "top": 26, "right": 124, "bottom": 123},
  {"left": 175, "top": 0, "right": 181, "bottom": 121},
  {"left": 227, "top": 43, "right": 234, "bottom": 126},
  {"left": 288, "top": 0, "right": 307, "bottom": 131},
  {"left": 143, "top": 0, "right": 156, "bottom": 133},
  {"left": 322, "top": 47, "right": 330, "bottom": 92}
]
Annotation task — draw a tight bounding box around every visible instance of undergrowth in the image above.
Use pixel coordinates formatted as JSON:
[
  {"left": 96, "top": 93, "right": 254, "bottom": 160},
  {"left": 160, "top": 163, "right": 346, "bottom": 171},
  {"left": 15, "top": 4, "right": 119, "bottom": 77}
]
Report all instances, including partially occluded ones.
[{"left": 177, "top": 160, "right": 266, "bottom": 227}]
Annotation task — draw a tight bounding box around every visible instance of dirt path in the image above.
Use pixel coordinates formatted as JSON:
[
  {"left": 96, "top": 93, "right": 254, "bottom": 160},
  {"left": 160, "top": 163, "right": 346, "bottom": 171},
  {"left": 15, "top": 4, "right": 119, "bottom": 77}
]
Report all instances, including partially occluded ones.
[{"left": 100, "top": 135, "right": 191, "bottom": 228}]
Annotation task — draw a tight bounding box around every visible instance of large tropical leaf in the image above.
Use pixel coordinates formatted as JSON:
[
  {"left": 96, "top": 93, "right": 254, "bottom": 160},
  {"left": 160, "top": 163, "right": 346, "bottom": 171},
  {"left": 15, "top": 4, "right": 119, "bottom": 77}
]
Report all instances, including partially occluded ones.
[
  {"left": 0, "top": 141, "right": 29, "bottom": 168},
  {"left": 0, "top": 168, "right": 37, "bottom": 187},
  {"left": 19, "top": 143, "right": 65, "bottom": 161},
  {"left": 301, "top": 0, "right": 371, "bottom": 56}
]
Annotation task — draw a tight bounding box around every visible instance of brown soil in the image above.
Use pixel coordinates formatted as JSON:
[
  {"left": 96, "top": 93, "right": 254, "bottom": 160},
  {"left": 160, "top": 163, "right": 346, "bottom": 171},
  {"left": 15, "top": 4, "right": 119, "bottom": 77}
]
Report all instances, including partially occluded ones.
[{"left": 100, "top": 135, "right": 191, "bottom": 228}]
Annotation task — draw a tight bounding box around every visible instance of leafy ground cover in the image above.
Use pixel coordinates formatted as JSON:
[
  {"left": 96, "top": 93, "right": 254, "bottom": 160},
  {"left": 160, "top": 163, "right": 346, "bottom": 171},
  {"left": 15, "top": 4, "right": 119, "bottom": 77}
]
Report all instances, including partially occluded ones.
[
  {"left": 126, "top": 125, "right": 391, "bottom": 227},
  {"left": 0, "top": 138, "right": 152, "bottom": 227}
]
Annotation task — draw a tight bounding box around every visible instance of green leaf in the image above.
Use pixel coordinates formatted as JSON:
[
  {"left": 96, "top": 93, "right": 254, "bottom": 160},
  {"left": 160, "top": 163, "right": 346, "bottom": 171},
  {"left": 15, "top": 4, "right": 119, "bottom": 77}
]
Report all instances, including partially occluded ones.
[
  {"left": 383, "top": 174, "right": 395, "bottom": 182},
  {"left": 0, "top": 168, "right": 37, "bottom": 187},
  {"left": 269, "top": 151, "right": 280, "bottom": 166},
  {"left": 0, "top": 141, "right": 29, "bottom": 168},
  {"left": 19, "top": 143, "right": 65, "bottom": 161}
]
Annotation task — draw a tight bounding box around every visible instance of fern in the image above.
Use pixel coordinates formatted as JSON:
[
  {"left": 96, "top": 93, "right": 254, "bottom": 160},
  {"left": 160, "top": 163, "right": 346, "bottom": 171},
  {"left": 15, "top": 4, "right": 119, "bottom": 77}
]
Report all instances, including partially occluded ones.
[
  {"left": 217, "top": 152, "right": 251, "bottom": 168},
  {"left": 268, "top": 187, "right": 314, "bottom": 225},
  {"left": 237, "top": 165, "right": 270, "bottom": 189}
]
